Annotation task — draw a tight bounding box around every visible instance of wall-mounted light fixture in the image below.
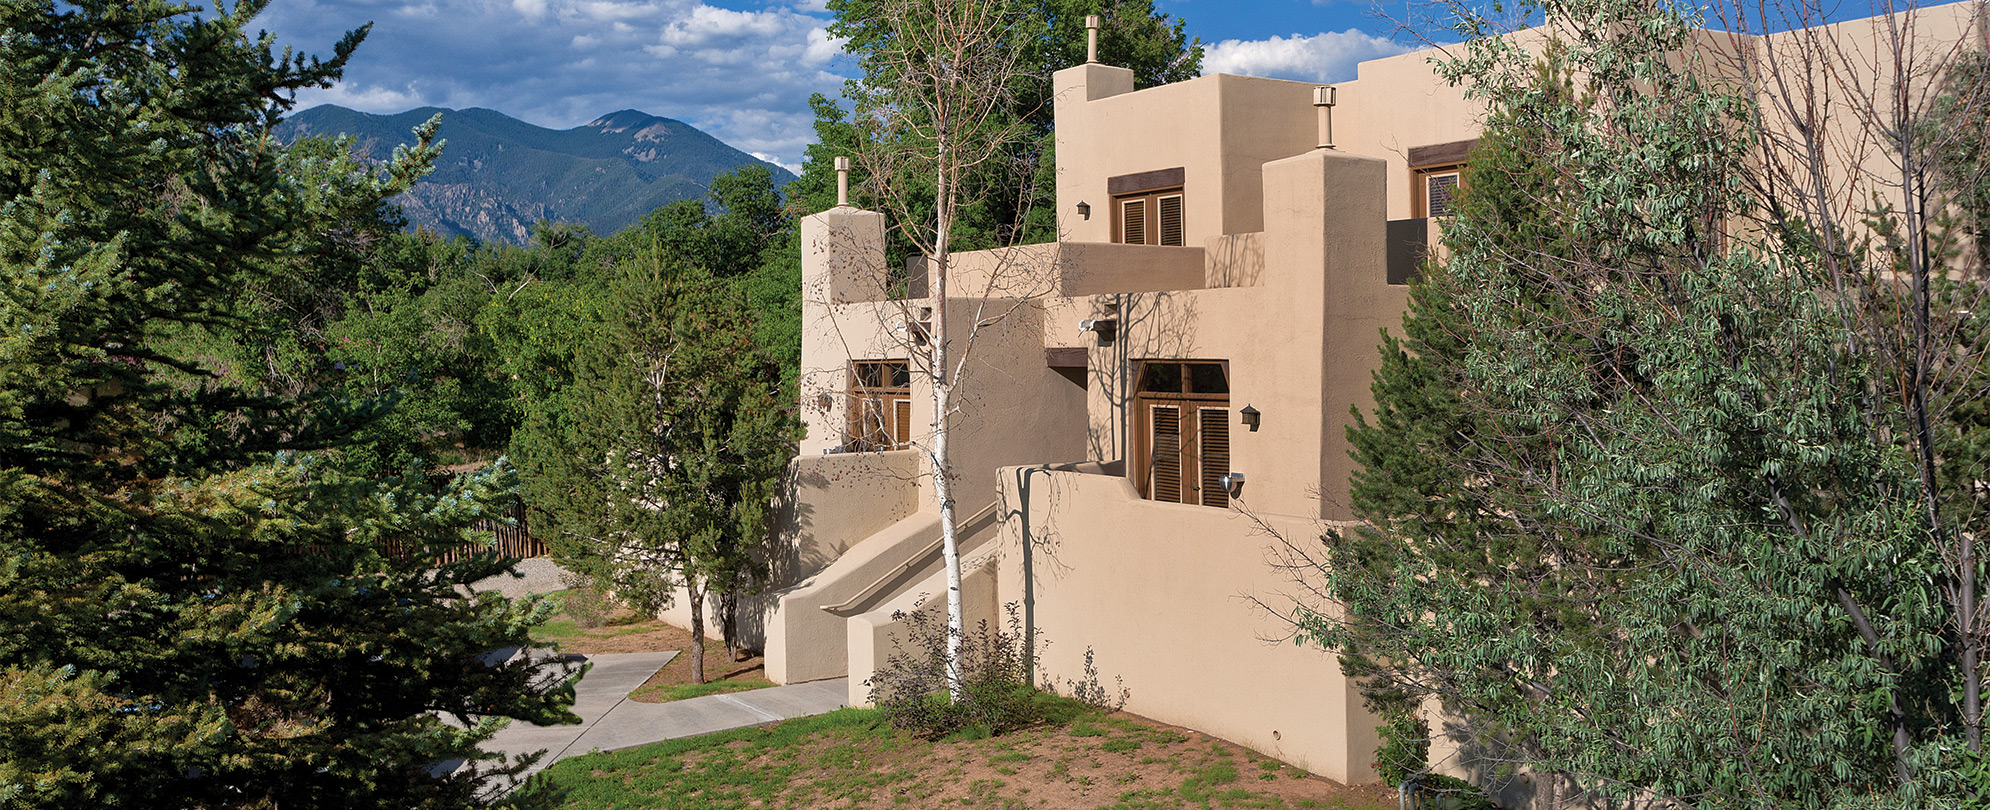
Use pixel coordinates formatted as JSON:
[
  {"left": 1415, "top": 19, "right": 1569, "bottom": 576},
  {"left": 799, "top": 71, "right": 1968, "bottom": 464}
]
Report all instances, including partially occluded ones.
[
  {"left": 1078, "top": 317, "right": 1117, "bottom": 343},
  {"left": 1219, "top": 472, "right": 1246, "bottom": 498},
  {"left": 1076, "top": 201, "right": 1091, "bottom": 220},
  {"left": 1240, "top": 404, "right": 1261, "bottom": 432}
]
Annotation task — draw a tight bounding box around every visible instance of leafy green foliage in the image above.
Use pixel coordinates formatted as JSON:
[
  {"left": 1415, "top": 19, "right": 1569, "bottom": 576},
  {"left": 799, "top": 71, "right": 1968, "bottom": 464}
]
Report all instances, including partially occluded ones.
[
  {"left": 866, "top": 604, "right": 1049, "bottom": 740},
  {"left": 0, "top": 0, "right": 578, "bottom": 806},
  {"left": 1315, "top": 4, "right": 1986, "bottom": 806},
  {"left": 799, "top": 0, "right": 1201, "bottom": 248},
  {"left": 514, "top": 254, "right": 798, "bottom": 683}
]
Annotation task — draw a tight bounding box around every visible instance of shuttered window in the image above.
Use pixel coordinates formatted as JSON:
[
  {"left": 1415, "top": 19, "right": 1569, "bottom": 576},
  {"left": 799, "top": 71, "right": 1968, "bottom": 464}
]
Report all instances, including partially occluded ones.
[
  {"left": 1415, "top": 166, "right": 1464, "bottom": 218},
  {"left": 1133, "top": 361, "right": 1231, "bottom": 506},
  {"left": 1198, "top": 408, "right": 1230, "bottom": 508},
  {"left": 1150, "top": 405, "right": 1182, "bottom": 502},
  {"left": 1158, "top": 195, "right": 1184, "bottom": 247},
  {"left": 1122, "top": 199, "right": 1147, "bottom": 246},
  {"left": 849, "top": 360, "right": 912, "bottom": 451},
  {"left": 1114, "top": 188, "right": 1183, "bottom": 246}
]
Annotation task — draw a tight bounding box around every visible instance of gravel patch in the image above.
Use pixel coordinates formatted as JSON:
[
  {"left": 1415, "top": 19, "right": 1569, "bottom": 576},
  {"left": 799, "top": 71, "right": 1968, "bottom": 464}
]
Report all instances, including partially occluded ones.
[{"left": 471, "top": 557, "right": 570, "bottom": 599}]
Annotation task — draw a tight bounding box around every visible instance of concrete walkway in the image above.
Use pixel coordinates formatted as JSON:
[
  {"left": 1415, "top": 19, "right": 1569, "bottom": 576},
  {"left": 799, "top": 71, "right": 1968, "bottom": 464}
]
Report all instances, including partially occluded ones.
[{"left": 481, "top": 651, "right": 849, "bottom": 784}]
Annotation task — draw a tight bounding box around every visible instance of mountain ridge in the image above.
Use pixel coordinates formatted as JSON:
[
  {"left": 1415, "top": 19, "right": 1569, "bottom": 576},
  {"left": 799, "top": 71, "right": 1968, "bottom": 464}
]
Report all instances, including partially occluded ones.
[{"left": 278, "top": 105, "right": 796, "bottom": 244}]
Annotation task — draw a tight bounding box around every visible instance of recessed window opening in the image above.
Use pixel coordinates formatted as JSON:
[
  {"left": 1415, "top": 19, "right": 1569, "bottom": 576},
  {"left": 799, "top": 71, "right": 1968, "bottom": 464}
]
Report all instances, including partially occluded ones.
[
  {"left": 1132, "top": 360, "right": 1231, "bottom": 508},
  {"left": 1107, "top": 167, "right": 1187, "bottom": 247},
  {"left": 1416, "top": 167, "right": 1463, "bottom": 218},
  {"left": 849, "top": 359, "right": 912, "bottom": 451}
]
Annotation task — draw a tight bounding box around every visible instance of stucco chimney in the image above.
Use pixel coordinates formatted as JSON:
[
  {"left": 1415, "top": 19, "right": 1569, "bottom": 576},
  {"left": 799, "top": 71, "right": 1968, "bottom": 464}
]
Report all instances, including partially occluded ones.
[
  {"left": 1085, "top": 15, "right": 1101, "bottom": 64},
  {"left": 834, "top": 156, "right": 851, "bottom": 207},
  {"left": 1313, "top": 86, "right": 1337, "bottom": 150}
]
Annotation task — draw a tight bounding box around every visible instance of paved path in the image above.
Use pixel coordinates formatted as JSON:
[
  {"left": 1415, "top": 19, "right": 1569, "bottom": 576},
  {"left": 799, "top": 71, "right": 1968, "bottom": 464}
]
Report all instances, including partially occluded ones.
[{"left": 480, "top": 651, "right": 849, "bottom": 785}]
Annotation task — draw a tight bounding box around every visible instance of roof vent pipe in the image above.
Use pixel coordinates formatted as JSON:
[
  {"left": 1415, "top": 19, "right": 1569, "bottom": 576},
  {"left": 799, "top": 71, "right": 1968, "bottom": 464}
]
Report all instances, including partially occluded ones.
[
  {"left": 1085, "top": 15, "right": 1101, "bottom": 63},
  {"left": 834, "top": 156, "right": 851, "bottom": 207},
  {"left": 1313, "top": 86, "right": 1338, "bottom": 150}
]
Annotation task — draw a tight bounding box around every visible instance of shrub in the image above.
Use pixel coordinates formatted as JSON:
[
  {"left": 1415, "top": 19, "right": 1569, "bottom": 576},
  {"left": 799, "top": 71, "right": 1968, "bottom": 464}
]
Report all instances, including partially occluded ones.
[
  {"left": 1374, "top": 708, "right": 1500, "bottom": 809},
  {"left": 866, "top": 602, "right": 1044, "bottom": 739},
  {"left": 1374, "top": 710, "right": 1431, "bottom": 788},
  {"left": 558, "top": 572, "right": 616, "bottom": 629}
]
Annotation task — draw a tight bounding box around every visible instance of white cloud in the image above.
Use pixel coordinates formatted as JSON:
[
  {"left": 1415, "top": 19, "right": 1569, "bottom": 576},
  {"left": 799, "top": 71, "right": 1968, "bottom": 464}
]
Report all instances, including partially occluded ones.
[
  {"left": 260, "top": 0, "right": 853, "bottom": 167},
  {"left": 1202, "top": 29, "right": 1414, "bottom": 84},
  {"left": 752, "top": 151, "right": 803, "bottom": 175}
]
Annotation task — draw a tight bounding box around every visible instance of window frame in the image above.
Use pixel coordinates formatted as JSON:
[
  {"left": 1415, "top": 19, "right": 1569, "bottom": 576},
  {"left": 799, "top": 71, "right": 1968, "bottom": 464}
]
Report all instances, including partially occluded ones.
[
  {"left": 1113, "top": 187, "right": 1186, "bottom": 246},
  {"left": 848, "top": 359, "right": 913, "bottom": 452},
  {"left": 1130, "top": 360, "right": 1232, "bottom": 507},
  {"left": 1414, "top": 165, "right": 1464, "bottom": 219}
]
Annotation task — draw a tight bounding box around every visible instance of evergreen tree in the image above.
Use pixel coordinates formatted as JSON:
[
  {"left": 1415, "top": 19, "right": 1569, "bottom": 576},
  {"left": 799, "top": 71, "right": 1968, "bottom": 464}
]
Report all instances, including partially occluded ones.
[
  {"left": 517, "top": 258, "right": 798, "bottom": 683},
  {"left": 0, "top": 1, "right": 576, "bottom": 806},
  {"left": 1307, "top": 3, "right": 1979, "bottom": 805}
]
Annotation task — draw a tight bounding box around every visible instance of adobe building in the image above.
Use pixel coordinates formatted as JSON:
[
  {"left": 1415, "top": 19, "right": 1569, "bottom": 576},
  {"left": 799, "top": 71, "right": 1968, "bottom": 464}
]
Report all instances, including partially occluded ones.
[{"left": 658, "top": 2, "right": 1990, "bottom": 792}]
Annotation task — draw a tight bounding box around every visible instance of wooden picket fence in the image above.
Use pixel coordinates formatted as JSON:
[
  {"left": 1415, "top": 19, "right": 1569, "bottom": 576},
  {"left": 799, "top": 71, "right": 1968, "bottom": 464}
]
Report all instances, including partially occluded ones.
[{"left": 374, "top": 502, "right": 548, "bottom": 563}]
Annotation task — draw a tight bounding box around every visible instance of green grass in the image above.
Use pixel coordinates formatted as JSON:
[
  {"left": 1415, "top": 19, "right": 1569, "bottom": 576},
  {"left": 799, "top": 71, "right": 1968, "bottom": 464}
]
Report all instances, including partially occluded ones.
[
  {"left": 532, "top": 707, "right": 910, "bottom": 809},
  {"left": 632, "top": 677, "right": 778, "bottom": 703},
  {"left": 533, "top": 695, "right": 1395, "bottom": 810}
]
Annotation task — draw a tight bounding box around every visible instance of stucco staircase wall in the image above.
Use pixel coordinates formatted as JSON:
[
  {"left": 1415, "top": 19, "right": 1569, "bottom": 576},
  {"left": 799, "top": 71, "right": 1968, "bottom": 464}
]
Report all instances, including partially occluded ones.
[{"left": 764, "top": 504, "right": 1002, "bottom": 685}]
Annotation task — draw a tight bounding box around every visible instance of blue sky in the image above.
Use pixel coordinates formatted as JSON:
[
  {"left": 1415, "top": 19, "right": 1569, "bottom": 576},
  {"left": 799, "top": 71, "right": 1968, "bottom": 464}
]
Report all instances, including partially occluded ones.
[{"left": 257, "top": 0, "right": 1427, "bottom": 170}]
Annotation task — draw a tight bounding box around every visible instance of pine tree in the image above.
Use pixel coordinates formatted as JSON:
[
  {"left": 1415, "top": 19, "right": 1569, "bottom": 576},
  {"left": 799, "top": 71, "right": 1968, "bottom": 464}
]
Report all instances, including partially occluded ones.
[{"left": 0, "top": 1, "right": 576, "bottom": 807}]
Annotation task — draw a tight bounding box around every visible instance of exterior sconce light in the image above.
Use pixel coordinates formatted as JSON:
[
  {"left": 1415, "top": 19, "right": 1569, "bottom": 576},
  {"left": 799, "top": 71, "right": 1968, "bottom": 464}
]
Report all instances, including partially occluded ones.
[
  {"left": 1219, "top": 472, "right": 1246, "bottom": 498},
  {"left": 1078, "top": 317, "right": 1117, "bottom": 343},
  {"left": 1076, "top": 200, "right": 1091, "bottom": 220},
  {"left": 1240, "top": 404, "right": 1261, "bottom": 432},
  {"left": 1313, "top": 86, "right": 1337, "bottom": 150}
]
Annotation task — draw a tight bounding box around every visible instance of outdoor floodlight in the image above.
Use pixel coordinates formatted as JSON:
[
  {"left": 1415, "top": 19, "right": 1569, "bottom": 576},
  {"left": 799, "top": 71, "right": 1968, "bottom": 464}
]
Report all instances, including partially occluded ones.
[
  {"left": 1219, "top": 472, "right": 1246, "bottom": 498},
  {"left": 1078, "top": 317, "right": 1117, "bottom": 343}
]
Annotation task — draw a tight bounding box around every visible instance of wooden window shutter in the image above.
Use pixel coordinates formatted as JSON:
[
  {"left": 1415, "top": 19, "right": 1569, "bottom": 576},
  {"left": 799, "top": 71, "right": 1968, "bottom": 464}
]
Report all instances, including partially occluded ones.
[
  {"left": 1425, "top": 172, "right": 1461, "bottom": 218},
  {"left": 1158, "top": 194, "right": 1184, "bottom": 246},
  {"left": 1150, "top": 405, "right": 1182, "bottom": 503},
  {"left": 1198, "top": 408, "right": 1229, "bottom": 508},
  {"left": 893, "top": 397, "right": 912, "bottom": 448},
  {"left": 1122, "top": 199, "right": 1147, "bottom": 245},
  {"left": 849, "top": 396, "right": 885, "bottom": 451}
]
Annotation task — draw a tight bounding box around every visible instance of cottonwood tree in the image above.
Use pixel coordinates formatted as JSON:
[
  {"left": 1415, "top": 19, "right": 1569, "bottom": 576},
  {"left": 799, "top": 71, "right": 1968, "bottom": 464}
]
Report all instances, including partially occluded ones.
[
  {"left": 0, "top": 0, "right": 579, "bottom": 806},
  {"left": 828, "top": 0, "right": 1048, "bottom": 699},
  {"left": 521, "top": 259, "right": 797, "bottom": 684},
  {"left": 1292, "top": 0, "right": 1990, "bottom": 805},
  {"left": 808, "top": 0, "right": 1202, "bottom": 243}
]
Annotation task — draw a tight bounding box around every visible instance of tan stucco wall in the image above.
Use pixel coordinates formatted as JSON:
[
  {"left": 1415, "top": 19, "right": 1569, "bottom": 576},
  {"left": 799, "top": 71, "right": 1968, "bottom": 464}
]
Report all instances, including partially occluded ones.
[
  {"left": 1054, "top": 67, "right": 1320, "bottom": 245},
  {"left": 1081, "top": 148, "right": 1402, "bottom": 519},
  {"left": 846, "top": 553, "right": 1001, "bottom": 708},
  {"left": 993, "top": 466, "right": 1381, "bottom": 785},
  {"left": 766, "top": 509, "right": 937, "bottom": 684}
]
